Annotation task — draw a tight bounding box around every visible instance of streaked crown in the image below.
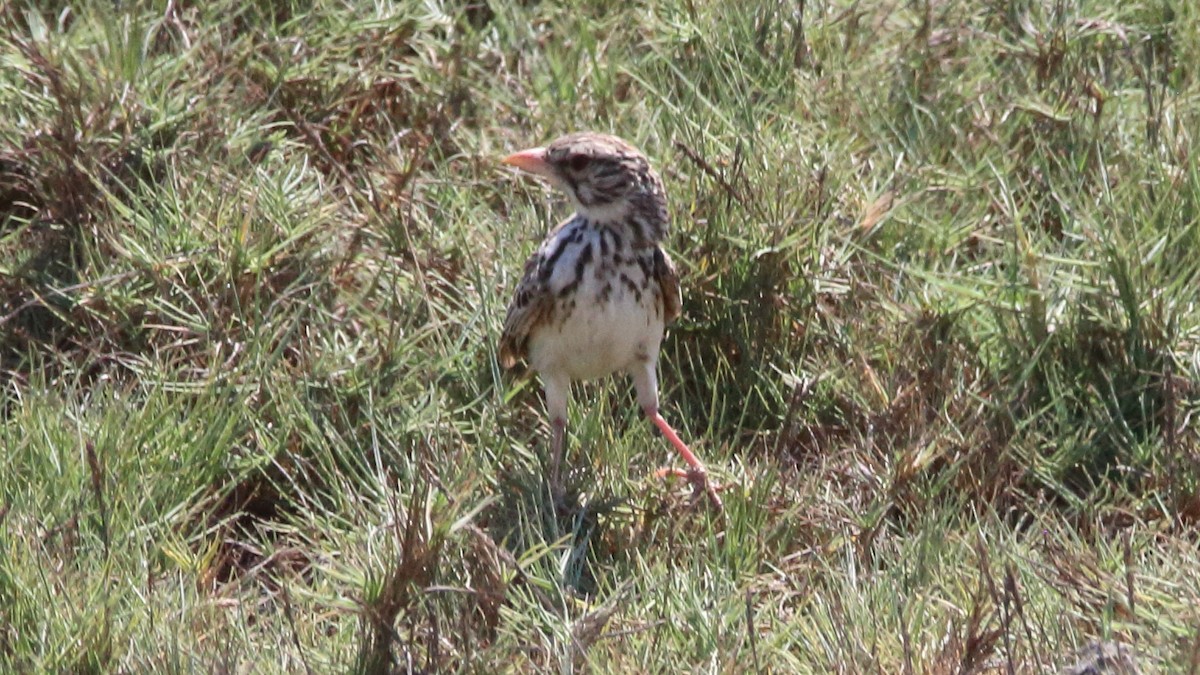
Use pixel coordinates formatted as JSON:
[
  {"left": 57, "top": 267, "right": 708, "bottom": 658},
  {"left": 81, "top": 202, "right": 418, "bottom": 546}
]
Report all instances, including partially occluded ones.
[{"left": 505, "top": 132, "right": 669, "bottom": 244}]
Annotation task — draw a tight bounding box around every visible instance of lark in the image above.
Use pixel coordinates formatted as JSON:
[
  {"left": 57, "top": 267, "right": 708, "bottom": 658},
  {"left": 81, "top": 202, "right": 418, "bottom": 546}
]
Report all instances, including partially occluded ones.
[{"left": 499, "top": 132, "right": 722, "bottom": 510}]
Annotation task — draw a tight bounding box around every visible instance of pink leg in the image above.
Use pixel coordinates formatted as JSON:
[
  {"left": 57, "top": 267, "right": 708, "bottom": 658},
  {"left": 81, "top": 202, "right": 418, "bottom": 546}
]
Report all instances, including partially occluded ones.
[
  {"left": 648, "top": 409, "right": 705, "bottom": 471},
  {"left": 550, "top": 417, "right": 565, "bottom": 497},
  {"left": 543, "top": 373, "right": 570, "bottom": 501},
  {"left": 631, "top": 362, "right": 722, "bottom": 511},
  {"left": 646, "top": 405, "right": 723, "bottom": 511}
]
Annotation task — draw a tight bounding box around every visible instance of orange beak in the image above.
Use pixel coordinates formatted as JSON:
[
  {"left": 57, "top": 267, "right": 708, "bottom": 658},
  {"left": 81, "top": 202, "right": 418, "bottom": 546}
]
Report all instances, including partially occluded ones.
[{"left": 502, "top": 147, "right": 553, "bottom": 177}]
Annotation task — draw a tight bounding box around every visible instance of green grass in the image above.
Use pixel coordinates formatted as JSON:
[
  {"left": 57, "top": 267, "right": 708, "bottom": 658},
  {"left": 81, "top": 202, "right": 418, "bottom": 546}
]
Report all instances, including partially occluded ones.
[{"left": 2, "top": 0, "right": 1199, "bottom": 671}]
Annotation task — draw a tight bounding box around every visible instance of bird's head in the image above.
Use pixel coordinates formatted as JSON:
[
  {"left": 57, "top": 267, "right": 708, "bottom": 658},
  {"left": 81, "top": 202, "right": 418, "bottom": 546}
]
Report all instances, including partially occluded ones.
[{"left": 503, "top": 132, "right": 668, "bottom": 242}]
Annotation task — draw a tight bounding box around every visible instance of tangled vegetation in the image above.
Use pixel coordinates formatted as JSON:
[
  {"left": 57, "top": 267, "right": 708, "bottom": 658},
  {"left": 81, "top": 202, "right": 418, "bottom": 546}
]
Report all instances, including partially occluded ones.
[{"left": 2, "top": 0, "right": 1197, "bottom": 671}]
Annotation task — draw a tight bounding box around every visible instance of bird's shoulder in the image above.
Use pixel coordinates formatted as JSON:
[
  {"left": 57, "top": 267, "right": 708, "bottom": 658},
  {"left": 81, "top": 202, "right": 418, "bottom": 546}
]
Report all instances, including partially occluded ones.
[
  {"left": 649, "top": 245, "right": 681, "bottom": 324},
  {"left": 498, "top": 217, "right": 583, "bottom": 368}
]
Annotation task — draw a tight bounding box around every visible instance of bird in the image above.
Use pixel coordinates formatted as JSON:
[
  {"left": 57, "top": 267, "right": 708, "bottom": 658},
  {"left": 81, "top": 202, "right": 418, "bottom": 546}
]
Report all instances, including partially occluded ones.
[{"left": 498, "top": 132, "right": 722, "bottom": 511}]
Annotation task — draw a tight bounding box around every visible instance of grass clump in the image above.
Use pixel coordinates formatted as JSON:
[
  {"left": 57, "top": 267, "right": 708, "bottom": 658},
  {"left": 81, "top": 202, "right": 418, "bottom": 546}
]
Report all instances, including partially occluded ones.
[{"left": 2, "top": 0, "right": 1198, "bottom": 672}]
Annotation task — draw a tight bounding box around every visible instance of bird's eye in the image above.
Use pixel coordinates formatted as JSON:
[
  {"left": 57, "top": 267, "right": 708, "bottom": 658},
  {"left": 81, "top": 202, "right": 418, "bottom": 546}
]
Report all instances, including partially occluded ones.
[{"left": 568, "top": 154, "right": 589, "bottom": 172}]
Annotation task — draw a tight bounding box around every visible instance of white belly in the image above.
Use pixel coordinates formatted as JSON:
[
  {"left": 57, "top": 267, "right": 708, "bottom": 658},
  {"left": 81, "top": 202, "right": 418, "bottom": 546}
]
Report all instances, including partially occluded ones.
[{"left": 528, "top": 278, "right": 665, "bottom": 381}]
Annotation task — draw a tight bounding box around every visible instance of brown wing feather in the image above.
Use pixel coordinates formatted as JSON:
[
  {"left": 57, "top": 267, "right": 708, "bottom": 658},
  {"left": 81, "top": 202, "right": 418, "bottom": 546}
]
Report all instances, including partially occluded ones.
[
  {"left": 654, "top": 246, "right": 682, "bottom": 324},
  {"left": 498, "top": 249, "right": 555, "bottom": 369}
]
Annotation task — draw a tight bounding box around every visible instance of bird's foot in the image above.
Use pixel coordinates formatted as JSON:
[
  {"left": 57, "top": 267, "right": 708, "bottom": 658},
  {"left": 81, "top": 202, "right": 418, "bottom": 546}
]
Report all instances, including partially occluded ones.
[{"left": 653, "top": 466, "right": 724, "bottom": 512}]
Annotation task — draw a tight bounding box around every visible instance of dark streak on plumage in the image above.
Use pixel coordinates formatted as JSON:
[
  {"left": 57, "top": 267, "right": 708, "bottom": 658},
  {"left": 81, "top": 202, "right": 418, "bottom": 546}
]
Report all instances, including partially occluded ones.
[
  {"left": 539, "top": 231, "right": 573, "bottom": 282},
  {"left": 563, "top": 173, "right": 580, "bottom": 201},
  {"left": 575, "top": 243, "right": 594, "bottom": 282},
  {"left": 635, "top": 252, "right": 653, "bottom": 280},
  {"left": 619, "top": 272, "right": 642, "bottom": 302},
  {"left": 557, "top": 242, "right": 593, "bottom": 298}
]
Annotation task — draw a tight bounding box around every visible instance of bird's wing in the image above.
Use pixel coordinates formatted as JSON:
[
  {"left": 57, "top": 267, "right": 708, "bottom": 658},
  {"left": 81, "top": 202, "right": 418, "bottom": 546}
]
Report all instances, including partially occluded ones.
[
  {"left": 499, "top": 246, "right": 556, "bottom": 369},
  {"left": 654, "top": 246, "right": 682, "bottom": 324}
]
